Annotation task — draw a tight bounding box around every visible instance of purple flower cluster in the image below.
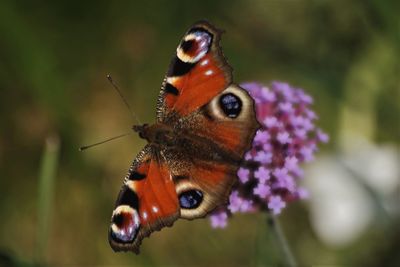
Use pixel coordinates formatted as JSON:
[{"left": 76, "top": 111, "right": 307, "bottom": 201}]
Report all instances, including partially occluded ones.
[{"left": 210, "top": 82, "right": 328, "bottom": 228}]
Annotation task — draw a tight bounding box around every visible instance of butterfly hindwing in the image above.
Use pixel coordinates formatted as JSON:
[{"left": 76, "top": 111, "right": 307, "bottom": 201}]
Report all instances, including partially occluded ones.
[
  {"left": 162, "top": 84, "right": 259, "bottom": 219},
  {"left": 109, "top": 146, "right": 179, "bottom": 253}
]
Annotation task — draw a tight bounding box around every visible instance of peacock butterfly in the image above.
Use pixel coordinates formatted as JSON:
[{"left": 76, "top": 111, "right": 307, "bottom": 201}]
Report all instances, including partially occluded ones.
[{"left": 108, "top": 20, "right": 259, "bottom": 253}]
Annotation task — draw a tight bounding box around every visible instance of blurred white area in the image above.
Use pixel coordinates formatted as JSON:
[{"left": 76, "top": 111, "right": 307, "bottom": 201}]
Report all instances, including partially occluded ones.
[
  {"left": 343, "top": 138, "right": 400, "bottom": 197},
  {"left": 304, "top": 137, "right": 400, "bottom": 247}
]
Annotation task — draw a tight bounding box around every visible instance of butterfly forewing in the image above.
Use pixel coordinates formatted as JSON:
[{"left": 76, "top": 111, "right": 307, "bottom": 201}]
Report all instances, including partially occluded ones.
[
  {"left": 157, "top": 21, "right": 232, "bottom": 120},
  {"left": 109, "top": 146, "right": 179, "bottom": 253}
]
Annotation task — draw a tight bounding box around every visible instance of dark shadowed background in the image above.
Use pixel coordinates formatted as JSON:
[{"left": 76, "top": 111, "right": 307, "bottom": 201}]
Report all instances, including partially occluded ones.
[{"left": 0, "top": 0, "right": 399, "bottom": 266}]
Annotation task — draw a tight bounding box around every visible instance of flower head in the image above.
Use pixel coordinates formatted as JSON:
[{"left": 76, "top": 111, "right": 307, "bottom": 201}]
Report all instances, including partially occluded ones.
[{"left": 210, "top": 81, "right": 328, "bottom": 228}]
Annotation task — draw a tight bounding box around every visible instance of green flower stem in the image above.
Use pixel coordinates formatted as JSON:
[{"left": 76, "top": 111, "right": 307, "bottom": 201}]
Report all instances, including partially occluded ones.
[
  {"left": 267, "top": 214, "right": 297, "bottom": 267},
  {"left": 36, "top": 135, "right": 60, "bottom": 264}
]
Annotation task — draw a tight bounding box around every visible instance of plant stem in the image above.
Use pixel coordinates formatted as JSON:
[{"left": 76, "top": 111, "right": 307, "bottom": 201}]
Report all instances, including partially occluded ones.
[
  {"left": 267, "top": 214, "right": 297, "bottom": 267},
  {"left": 36, "top": 135, "right": 60, "bottom": 265}
]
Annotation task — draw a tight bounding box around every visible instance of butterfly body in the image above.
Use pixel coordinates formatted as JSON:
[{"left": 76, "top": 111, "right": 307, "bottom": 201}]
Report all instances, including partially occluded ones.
[{"left": 109, "top": 21, "right": 259, "bottom": 253}]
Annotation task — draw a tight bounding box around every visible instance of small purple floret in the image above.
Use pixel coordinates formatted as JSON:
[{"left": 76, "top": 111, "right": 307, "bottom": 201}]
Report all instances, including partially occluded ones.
[
  {"left": 210, "top": 211, "right": 228, "bottom": 228},
  {"left": 268, "top": 196, "right": 286, "bottom": 215}
]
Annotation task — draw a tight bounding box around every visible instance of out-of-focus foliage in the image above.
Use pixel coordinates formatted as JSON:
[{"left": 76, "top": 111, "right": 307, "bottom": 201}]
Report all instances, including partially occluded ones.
[{"left": 0, "top": 0, "right": 399, "bottom": 266}]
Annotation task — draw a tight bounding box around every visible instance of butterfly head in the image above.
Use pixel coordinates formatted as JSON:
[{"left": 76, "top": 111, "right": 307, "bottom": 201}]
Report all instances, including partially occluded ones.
[
  {"left": 133, "top": 123, "right": 175, "bottom": 146},
  {"left": 132, "top": 124, "right": 148, "bottom": 140}
]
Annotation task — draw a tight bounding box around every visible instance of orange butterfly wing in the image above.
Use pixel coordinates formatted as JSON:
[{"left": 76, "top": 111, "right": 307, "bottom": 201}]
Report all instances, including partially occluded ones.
[
  {"left": 109, "top": 146, "right": 179, "bottom": 253},
  {"left": 157, "top": 21, "right": 232, "bottom": 119}
]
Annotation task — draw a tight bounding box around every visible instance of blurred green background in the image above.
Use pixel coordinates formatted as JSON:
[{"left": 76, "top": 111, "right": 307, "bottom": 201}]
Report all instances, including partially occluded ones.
[{"left": 1, "top": 0, "right": 399, "bottom": 266}]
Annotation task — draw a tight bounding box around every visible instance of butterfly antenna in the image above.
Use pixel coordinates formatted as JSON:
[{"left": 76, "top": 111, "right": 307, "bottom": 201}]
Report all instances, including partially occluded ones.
[
  {"left": 79, "top": 132, "right": 132, "bottom": 151},
  {"left": 107, "top": 74, "right": 142, "bottom": 125}
]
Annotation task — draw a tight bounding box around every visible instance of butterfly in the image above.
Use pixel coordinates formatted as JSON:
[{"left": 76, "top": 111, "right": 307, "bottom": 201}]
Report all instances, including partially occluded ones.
[{"left": 108, "top": 20, "right": 259, "bottom": 253}]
